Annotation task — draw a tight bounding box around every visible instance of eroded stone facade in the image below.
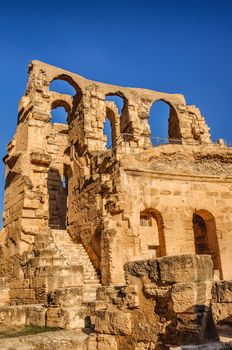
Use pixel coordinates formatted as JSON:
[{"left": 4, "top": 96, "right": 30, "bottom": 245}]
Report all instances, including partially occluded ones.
[{"left": 0, "top": 61, "right": 232, "bottom": 348}]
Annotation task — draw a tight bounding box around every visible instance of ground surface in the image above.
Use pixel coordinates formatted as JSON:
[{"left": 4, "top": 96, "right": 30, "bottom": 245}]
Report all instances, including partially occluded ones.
[{"left": 0, "top": 327, "right": 88, "bottom": 350}]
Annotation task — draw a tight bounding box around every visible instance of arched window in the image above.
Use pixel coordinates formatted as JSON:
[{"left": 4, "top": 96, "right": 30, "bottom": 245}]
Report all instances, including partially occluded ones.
[
  {"left": 50, "top": 100, "right": 71, "bottom": 124},
  {"left": 139, "top": 209, "right": 166, "bottom": 258},
  {"left": 105, "top": 95, "right": 124, "bottom": 114},
  {"left": 49, "top": 75, "right": 82, "bottom": 119},
  {"left": 148, "top": 100, "right": 181, "bottom": 145},
  {"left": 51, "top": 106, "right": 68, "bottom": 124},
  {"left": 103, "top": 94, "right": 127, "bottom": 149},
  {"left": 103, "top": 117, "right": 113, "bottom": 149},
  {"left": 193, "top": 210, "right": 222, "bottom": 279},
  {"left": 49, "top": 79, "right": 76, "bottom": 96},
  {"left": 48, "top": 168, "right": 68, "bottom": 230}
]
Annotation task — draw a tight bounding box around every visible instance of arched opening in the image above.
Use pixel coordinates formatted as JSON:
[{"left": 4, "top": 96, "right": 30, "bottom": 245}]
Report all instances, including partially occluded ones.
[
  {"left": 49, "top": 79, "right": 77, "bottom": 96},
  {"left": 193, "top": 210, "right": 222, "bottom": 279},
  {"left": 51, "top": 100, "right": 71, "bottom": 124},
  {"left": 148, "top": 100, "right": 181, "bottom": 145},
  {"left": 105, "top": 93, "right": 129, "bottom": 138},
  {"left": 103, "top": 105, "right": 120, "bottom": 149},
  {"left": 49, "top": 75, "right": 82, "bottom": 122},
  {"left": 103, "top": 117, "right": 113, "bottom": 149},
  {"left": 105, "top": 95, "right": 124, "bottom": 114},
  {"left": 51, "top": 106, "right": 68, "bottom": 124},
  {"left": 48, "top": 168, "right": 68, "bottom": 230},
  {"left": 49, "top": 74, "right": 82, "bottom": 96},
  {"left": 139, "top": 209, "right": 166, "bottom": 258}
]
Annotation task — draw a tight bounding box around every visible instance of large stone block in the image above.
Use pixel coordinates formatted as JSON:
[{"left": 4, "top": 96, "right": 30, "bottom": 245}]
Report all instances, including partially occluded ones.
[
  {"left": 95, "top": 310, "right": 132, "bottom": 335},
  {"left": 215, "top": 281, "right": 232, "bottom": 303},
  {"left": 97, "top": 334, "right": 118, "bottom": 350},
  {"left": 96, "top": 285, "right": 139, "bottom": 309},
  {"left": 47, "top": 287, "right": 83, "bottom": 307},
  {"left": 171, "top": 281, "right": 212, "bottom": 313},
  {"left": 212, "top": 302, "right": 232, "bottom": 325},
  {"left": 0, "top": 305, "right": 26, "bottom": 327},
  {"left": 46, "top": 306, "right": 86, "bottom": 329},
  {"left": 158, "top": 255, "right": 213, "bottom": 283},
  {"left": 25, "top": 305, "right": 46, "bottom": 327},
  {"left": 124, "top": 259, "right": 159, "bottom": 281}
]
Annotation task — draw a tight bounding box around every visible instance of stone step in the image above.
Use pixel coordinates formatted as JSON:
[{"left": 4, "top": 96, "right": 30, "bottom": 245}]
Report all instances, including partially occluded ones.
[{"left": 51, "top": 229, "right": 101, "bottom": 303}]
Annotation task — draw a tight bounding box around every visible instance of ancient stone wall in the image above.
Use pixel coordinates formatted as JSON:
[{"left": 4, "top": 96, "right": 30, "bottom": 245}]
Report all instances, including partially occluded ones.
[
  {"left": 212, "top": 281, "right": 232, "bottom": 327},
  {"left": 1, "top": 61, "right": 230, "bottom": 287},
  {"left": 0, "top": 61, "right": 232, "bottom": 348},
  {"left": 86, "top": 255, "right": 218, "bottom": 350}
]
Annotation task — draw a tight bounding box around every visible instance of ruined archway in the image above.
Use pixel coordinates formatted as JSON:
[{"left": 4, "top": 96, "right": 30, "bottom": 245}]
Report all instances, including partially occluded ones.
[
  {"left": 105, "top": 92, "right": 129, "bottom": 135},
  {"left": 193, "top": 209, "right": 222, "bottom": 279},
  {"left": 50, "top": 74, "right": 82, "bottom": 119},
  {"left": 140, "top": 209, "right": 166, "bottom": 258},
  {"left": 50, "top": 100, "right": 71, "bottom": 124},
  {"left": 148, "top": 100, "right": 182, "bottom": 145},
  {"left": 49, "top": 74, "right": 82, "bottom": 97},
  {"left": 103, "top": 105, "right": 121, "bottom": 149},
  {"left": 48, "top": 167, "right": 68, "bottom": 230}
]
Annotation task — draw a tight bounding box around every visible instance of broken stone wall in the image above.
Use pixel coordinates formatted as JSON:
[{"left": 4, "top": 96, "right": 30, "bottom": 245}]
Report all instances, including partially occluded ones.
[
  {"left": 212, "top": 281, "right": 232, "bottom": 327},
  {"left": 87, "top": 254, "right": 218, "bottom": 350},
  {"left": 0, "top": 60, "right": 228, "bottom": 305}
]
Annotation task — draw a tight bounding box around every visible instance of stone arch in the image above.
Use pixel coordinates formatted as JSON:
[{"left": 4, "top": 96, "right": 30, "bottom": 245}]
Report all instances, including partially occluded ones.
[
  {"left": 104, "top": 104, "right": 120, "bottom": 148},
  {"left": 50, "top": 74, "right": 83, "bottom": 115},
  {"left": 48, "top": 167, "right": 68, "bottom": 230},
  {"left": 105, "top": 92, "right": 129, "bottom": 135},
  {"left": 148, "top": 99, "right": 182, "bottom": 143},
  {"left": 50, "top": 74, "right": 83, "bottom": 97},
  {"left": 50, "top": 99, "right": 71, "bottom": 124},
  {"left": 140, "top": 208, "right": 166, "bottom": 258},
  {"left": 193, "top": 209, "right": 222, "bottom": 279}
]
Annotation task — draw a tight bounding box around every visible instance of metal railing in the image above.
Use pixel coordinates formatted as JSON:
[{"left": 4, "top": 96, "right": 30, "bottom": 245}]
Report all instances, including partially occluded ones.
[{"left": 106, "top": 133, "right": 232, "bottom": 150}]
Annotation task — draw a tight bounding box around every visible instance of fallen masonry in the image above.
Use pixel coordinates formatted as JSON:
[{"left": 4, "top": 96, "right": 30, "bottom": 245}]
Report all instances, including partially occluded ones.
[{"left": 0, "top": 61, "right": 232, "bottom": 349}]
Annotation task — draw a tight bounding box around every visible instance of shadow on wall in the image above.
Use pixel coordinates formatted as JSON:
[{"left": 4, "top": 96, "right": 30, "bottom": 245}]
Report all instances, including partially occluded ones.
[
  {"left": 149, "top": 100, "right": 181, "bottom": 144},
  {"left": 48, "top": 168, "right": 67, "bottom": 230},
  {"left": 193, "top": 209, "right": 223, "bottom": 279}
]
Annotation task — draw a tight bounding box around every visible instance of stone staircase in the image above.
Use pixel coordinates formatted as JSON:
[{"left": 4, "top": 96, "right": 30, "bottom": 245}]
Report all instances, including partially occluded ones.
[
  {"left": 0, "top": 230, "right": 102, "bottom": 330},
  {"left": 51, "top": 229, "right": 101, "bottom": 303}
]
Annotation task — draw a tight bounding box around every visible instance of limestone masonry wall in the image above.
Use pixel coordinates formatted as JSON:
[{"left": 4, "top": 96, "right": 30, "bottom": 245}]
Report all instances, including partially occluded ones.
[{"left": 0, "top": 61, "right": 231, "bottom": 348}]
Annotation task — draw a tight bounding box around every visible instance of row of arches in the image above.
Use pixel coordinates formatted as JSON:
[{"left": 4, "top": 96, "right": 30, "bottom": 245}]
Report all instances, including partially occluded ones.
[
  {"left": 140, "top": 208, "right": 222, "bottom": 279},
  {"left": 49, "top": 77, "right": 181, "bottom": 148}
]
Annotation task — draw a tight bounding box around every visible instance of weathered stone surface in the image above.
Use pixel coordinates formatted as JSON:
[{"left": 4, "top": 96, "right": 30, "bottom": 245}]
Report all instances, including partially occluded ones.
[
  {"left": 215, "top": 281, "right": 232, "bottom": 303},
  {"left": 0, "top": 61, "right": 232, "bottom": 348},
  {"left": 159, "top": 255, "right": 213, "bottom": 283},
  {"left": 97, "top": 334, "right": 118, "bottom": 350},
  {"left": 0, "top": 329, "right": 88, "bottom": 350},
  {"left": 212, "top": 302, "right": 232, "bottom": 325},
  {"left": 171, "top": 281, "right": 212, "bottom": 312},
  {"left": 47, "top": 287, "right": 83, "bottom": 307},
  {"left": 46, "top": 306, "right": 86, "bottom": 329},
  {"left": 95, "top": 310, "right": 132, "bottom": 335}
]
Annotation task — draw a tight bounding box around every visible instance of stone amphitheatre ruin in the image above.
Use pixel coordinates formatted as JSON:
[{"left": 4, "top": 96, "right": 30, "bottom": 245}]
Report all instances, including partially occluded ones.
[{"left": 0, "top": 61, "right": 232, "bottom": 349}]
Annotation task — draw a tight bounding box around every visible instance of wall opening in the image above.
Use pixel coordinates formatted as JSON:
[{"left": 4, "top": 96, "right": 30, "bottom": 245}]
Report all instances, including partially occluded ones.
[
  {"left": 48, "top": 168, "right": 68, "bottom": 230},
  {"left": 149, "top": 100, "right": 181, "bottom": 145},
  {"left": 49, "top": 75, "right": 83, "bottom": 121},
  {"left": 140, "top": 209, "right": 166, "bottom": 258},
  {"left": 103, "top": 117, "right": 113, "bottom": 149},
  {"left": 50, "top": 79, "right": 77, "bottom": 96},
  {"left": 105, "top": 95, "right": 124, "bottom": 114},
  {"left": 51, "top": 106, "right": 68, "bottom": 124},
  {"left": 193, "top": 210, "right": 222, "bottom": 279},
  {"left": 105, "top": 93, "right": 128, "bottom": 144}
]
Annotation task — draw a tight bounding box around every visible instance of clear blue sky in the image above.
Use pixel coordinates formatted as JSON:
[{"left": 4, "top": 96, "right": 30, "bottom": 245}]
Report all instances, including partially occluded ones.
[{"left": 0, "top": 0, "right": 232, "bottom": 227}]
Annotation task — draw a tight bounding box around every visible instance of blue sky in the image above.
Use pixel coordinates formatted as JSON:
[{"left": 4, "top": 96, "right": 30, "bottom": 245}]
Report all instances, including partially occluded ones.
[{"left": 0, "top": 0, "right": 232, "bottom": 226}]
